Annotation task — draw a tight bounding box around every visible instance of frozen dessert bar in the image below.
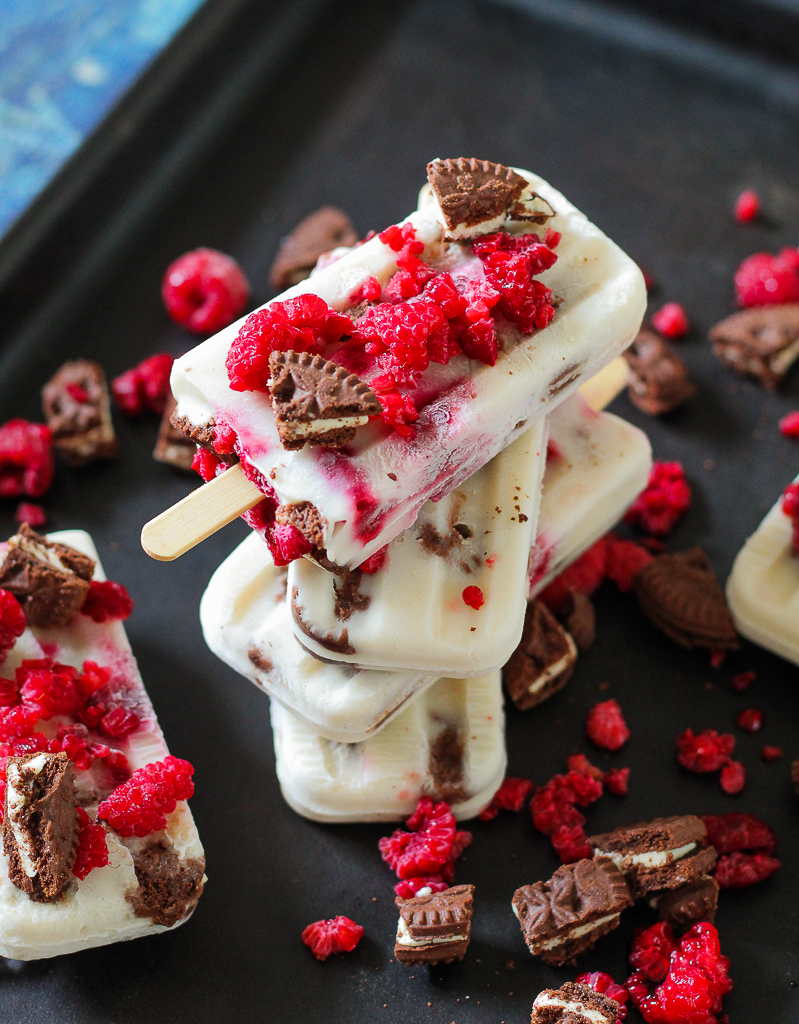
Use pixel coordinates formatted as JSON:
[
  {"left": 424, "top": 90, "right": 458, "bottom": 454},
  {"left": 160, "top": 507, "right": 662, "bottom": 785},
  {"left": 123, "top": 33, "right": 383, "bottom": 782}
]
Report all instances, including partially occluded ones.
[
  {"left": 727, "top": 475, "right": 799, "bottom": 665},
  {"left": 168, "top": 159, "right": 645, "bottom": 569},
  {"left": 0, "top": 529, "right": 203, "bottom": 959},
  {"left": 288, "top": 421, "right": 547, "bottom": 676},
  {"left": 394, "top": 883, "right": 473, "bottom": 965},
  {"left": 270, "top": 672, "right": 505, "bottom": 823}
]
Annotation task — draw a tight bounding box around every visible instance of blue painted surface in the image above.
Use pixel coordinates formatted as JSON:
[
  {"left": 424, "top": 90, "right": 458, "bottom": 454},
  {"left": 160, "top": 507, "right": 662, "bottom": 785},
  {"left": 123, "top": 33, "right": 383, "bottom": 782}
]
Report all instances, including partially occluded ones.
[{"left": 0, "top": 0, "right": 206, "bottom": 238}]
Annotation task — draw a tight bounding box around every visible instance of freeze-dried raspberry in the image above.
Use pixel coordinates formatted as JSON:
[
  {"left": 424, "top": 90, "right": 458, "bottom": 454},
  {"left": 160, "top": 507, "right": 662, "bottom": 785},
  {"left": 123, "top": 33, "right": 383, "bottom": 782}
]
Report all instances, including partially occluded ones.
[
  {"left": 676, "top": 729, "right": 735, "bottom": 773},
  {"left": 478, "top": 776, "right": 534, "bottom": 820},
  {"left": 545, "top": 228, "right": 562, "bottom": 249},
  {"left": 735, "top": 247, "right": 799, "bottom": 307},
  {"left": 700, "top": 812, "right": 776, "bottom": 855},
  {"left": 191, "top": 447, "right": 223, "bottom": 482},
  {"left": 269, "top": 522, "right": 313, "bottom": 567},
  {"left": 379, "top": 222, "right": 419, "bottom": 252},
  {"left": 111, "top": 354, "right": 174, "bottom": 417},
  {"left": 0, "top": 704, "right": 40, "bottom": 742},
  {"left": 0, "top": 590, "right": 26, "bottom": 667},
  {"left": 18, "top": 659, "right": 85, "bottom": 718},
  {"left": 72, "top": 807, "right": 110, "bottom": 880},
  {"left": 604, "top": 766, "right": 630, "bottom": 796},
  {"left": 734, "top": 190, "right": 760, "bottom": 223},
  {"left": 604, "top": 534, "right": 653, "bottom": 591},
  {"left": 575, "top": 972, "right": 629, "bottom": 1021},
  {"left": 762, "top": 744, "right": 783, "bottom": 761},
  {"left": 625, "top": 462, "right": 691, "bottom": 536},
  {"left": 779, "top": 411, "right": 799, "bottom": 438},
  {"left": 394, "top": 877, "right": 449, "bottom": 898},
  {"left": 162, "top": 248, "right": 249, "bottom": 334},
  {"left": 735, "top": 708, "right": 763, "bottom": 733},
  {"left": 566, "top": 754, "right": 605, "bottom": 782},
  {"left": 539, "top": 536, "right": 608, "bottom": 614},
  {"left": 97, "top": 755, "right": 194, "bottom": 837},
  {"left": 730, "top": 670, "right": 756, "bottom": 692},
  {"left": 226, "top": 295, "right": 353, "bottom": 392},
  {"left": 354, "top": 301, "right": 445, "bottom": 379},
  {"left": 423, "top": 273, "right": 468, "bottom": 320},
  {"left": 551, "top": 823, "right": 591, "bottom": 863},
  {"left": 359, "top": 547, "right": 387, "bottom": 574},
  {"left": 384, "top": 240, "right": 435, "bottom": 300},
  {"left": 530, "top": 769, "right": 603, "bottom": 838},
  {"left": 0, "top": 419, "right": 54, "bottom": 499},
  {"left": 348, "top": 276, "right": 382, "bottom": 305},
  {"left": 629, "top": 922, "right": 679, "bottom": 982},
  {"left": 458, "top": 315, "right": 498, "bottom": 366},
  {"left": 81, "top": 580, "right": 134, "bottom": 623},
  {"left": 481, "top": 250, "right": 555, "bottom": 334},
  {"left": 586, "top": 699, "right": 630, "bottom": 752},
  {"left": 652, "top": 302, "right": 690, "bottom": 339},
  {"left": 100, "top": 706, "right": 140, "bottom": 738},
  {"left": 462, "top": 585, "right": 484, "bottom": 610},
  {"left": 14, "top": 502, "right": 46, "bottom": 527},
  {"left": 379, "top": 798, "right": 457, "bottom": 879},
  {"left": 103, "top": 748, "right": 131, "bottom": 784},
  {"left": 301, "top": 915, "right": 364, "bottom": 960},
  {"left": 782, "top": 481, "right": 799, "bottom": 552},
  {"left": 714, "top": 850, "right": 780, "bottom": 888},
  {"left": 719, "top": 760, "right": 746, "bottom": 794}
]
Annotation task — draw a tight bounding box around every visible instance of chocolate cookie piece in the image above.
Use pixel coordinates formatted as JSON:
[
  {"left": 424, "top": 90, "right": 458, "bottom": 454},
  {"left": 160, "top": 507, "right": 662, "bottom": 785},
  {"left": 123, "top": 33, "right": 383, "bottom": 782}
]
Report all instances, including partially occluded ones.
[
  {"left": 587, "top": 815, "right": 717, "bottom": 898},
  {"left": 268, "top": 351, "right": 381, "bottom": 451},
  {"left": 512, "top": 857, "right": 632, "bottom": 966},
  {"left": 275, "top": 501, "right": 327, "bottom": 550},
  {"left": 710, "top": 304, "right": 799, "bottom": 390},
  {"left": 650, "top": 874, "right": 719, "bottom": 933},
  {"left": 563, "top": 591, "right": 596, "bottom": 653},
  {"left": 41, "top": 359, "right": 119, "bottom": 467},
  {"left": 531, "top": 981, "right": 620, "bottom": 1024},
  {"left": 632, "top": 547, "right": 739, "bottom": 651},
  {"left": 624, "top": 327, "right": 695, "bottom": 415},
  {"left": 0, "top": 524, "right": 95, "bottom": 627},
  {"left": 503, "top": 601, "right": 577, "bottom": 710},
  {"left": 2, "top": 752, "right": 80, "bottom": 902},
  {"left": 269, "top": 206, "right": 359, "bottom": 289},
  {"left": 394, "top": 884, "right": 474, "bottom": 965},
  {"left": 153, "top": 394, "right": 196, "bottom": 471},
  {"left": 168, "top": 412, "right": 239, "bottom": 465},
  {"left": 128, "top": 840, "right": 206, "bottom": 927},
  {"left": 428, "top": 726, "right": 466, "bottom": 804}
]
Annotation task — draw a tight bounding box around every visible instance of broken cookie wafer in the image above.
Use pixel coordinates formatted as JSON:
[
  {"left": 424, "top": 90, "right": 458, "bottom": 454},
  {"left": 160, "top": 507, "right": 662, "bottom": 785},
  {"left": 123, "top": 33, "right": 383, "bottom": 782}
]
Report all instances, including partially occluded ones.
[
  {"left": 394, "top": 883, "right": 474, "bottom": 965},
  {"left": 650, "top": 874, "right": 719, "bottom": 933},
  {"left": 41, "top": 360, "right": 118, "bottom": 467},
  {"left": 153, "top": 395, "right": 197, "bottom": 471},
  {"left": 531, "top": 981, "right": 621, "bottom": 1024},
  {"left": 268, "top": 351, "right": 381, "bottom": 451},
  {"left": 624, "top": 327, "right": 695, "bottom": 415},
  {"left": 503, "top": 600, "right": 577, "bottom": 710},
  {"left": 710, "top": 304, "right": 799, "bottom": 390},
  {"left": 269, "top": 206, "right": 358, "bottom": 290}
]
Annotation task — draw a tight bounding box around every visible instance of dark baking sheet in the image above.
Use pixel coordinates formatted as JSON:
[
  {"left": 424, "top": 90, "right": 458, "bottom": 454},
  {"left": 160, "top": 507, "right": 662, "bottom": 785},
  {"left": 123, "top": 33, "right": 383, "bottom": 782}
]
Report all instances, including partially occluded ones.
[{"left": 2, "top": 1, "right": 799, "bottom": 1020}]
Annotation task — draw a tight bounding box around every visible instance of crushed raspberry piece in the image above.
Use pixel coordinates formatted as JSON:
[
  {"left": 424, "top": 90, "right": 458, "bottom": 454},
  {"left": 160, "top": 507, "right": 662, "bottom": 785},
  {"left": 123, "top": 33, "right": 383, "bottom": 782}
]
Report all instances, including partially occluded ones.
[
  {"left": 735, "top": 247, "right": 799, "bottom": 307},
  {"left": 348, "top": 276, "right": 382, "bottom": 305},
  {"left": 72, "top": 807, "right": 110, "bottom": 880},
  {"left": 111, "top": 354, "right": 174, "bottom": 417},
  {"left": 97, "top": 755, "right": 194, "bottom": 837},
  {"left": 269, "top": 522, "right": 313, "bottom": 567},
  {"left": 394, "top": 876, "right": 449, "bottom": 899},
  {"left": 77, "top": 660, "right": 111, "bottom": 696},
  {"left": 301, "top": 915, "right": 364, "bottom": 961},
  {"left": 462, "top": 585, "right": 484, "bottom": 610},
  {"left": 379, "top": 223, "right": 418, "bottom": 252},
  {"left": 782, "top": 482, "right": 799, "bottom": 552},
  {"left": 629, "top": 922, "right": 679, "bottom": 983},
  {"left": 585, "top": 699, "right": 630, "bottom": 751},
  {"left": 715, "top": 850, "right": 780, "bottom": 888},
  {"left": 14, "top": 502, "right": 46, "bottom": 527},
  {"left": 652, "top": 302, "right": 690, "bottom": 339},
  {"left": 551, "top": 823, "right": 591, "bottom": 863},
  {"left": 0, "top": 419, "right": 54, "bottom": 499},
  {"left": 709, "top": 649, "right": 727, "bottom": 670},
  {"left": 734, "top": 190, "right": 760, "bottom": 223},
  {"left": 354, "top": 301, "right": 445, "bottom": 381},
  {"left": 530, "top": 769, "right": 602, "bottom": 838},
  {"left": 162, "top": 248, "right": 249, "bottom": 334},
  {"left": 81, "top": 580, "right": 134, "bottom": 623},
  {"left": 379, "top": 798, "right": 457, "bottom": 879},
  {"left": 100, "top": 706, "right": 140, "bottom": 738},
  {"left": 567, "top": 753, "right": 605, "bottom": 782},
  {"left": 604, "top": 766, "right": 630, "bottom": 796},
  {"left": 735, "top": 707, "right": 763, "bottom": 733},
  {"left": 371, "top": 388, "right": 418, "bottom": 438},
  {"left": 730, "top": 670, "right": 756, "bottom": 692},
  {"left": 0, "top": 677, "right": 18, "bottom": 706},
  {"left": 18, "top": 659, "right": 86, "bottom": 718},
  {"left": 539, "top": 536, "right": 608, "bottom": 614},
  {"left": 604, "top": 533, "right": 654, "bottom": 591},
  {"left": 478, "top": 777, "right": 534, "bottom": 820},
  {"left": 359, "top": 547, "right": 387, "bottom": 574},
  {"left": 762, "top": 745, "right": 783, "bottom": 761},
  {"left": 438, "top": 829, "right": 473, "bottom": 883},
  {"left": 0, "top": 704, "right": 40, "bottom": 742},
  {"left": 575, "top": 972, "right": 629, "bottom": 1021},
  {"left": 192, "top": 447, "right": 223, "bottom": 482},
  {"left": 676, "top": 729, "right": 735, "bottom": 773},
  {"left": 65, "top": 382, "right": 89, "bottom": 403},
  {"left": 544, "top": 228, "right": 562, "bottom": 249},
  {"left": 719, "top": 760, "right": 746, "bottom": 795},
  {"left": 625, "top": 461, "right": 691, "bottom": 536},
  {"left": 103, "top": 748, "right": 131, "bottom": 784},
  {"left": 779, "top": 411, "right": 799, "bottom": 438},
  {"left": 0, "top": 590, "right": 26, "bottom": 667},
  {"left": 481, "top": 250, "right": 556, "bottom": 334},
  {"left": 701, "top": 812, "right": 776, "bottom": 855}
]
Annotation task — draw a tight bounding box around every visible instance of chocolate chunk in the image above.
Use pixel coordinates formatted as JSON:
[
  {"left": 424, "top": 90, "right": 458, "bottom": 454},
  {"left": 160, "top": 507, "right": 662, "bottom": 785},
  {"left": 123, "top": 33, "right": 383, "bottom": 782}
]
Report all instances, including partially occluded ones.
[
  {"left": 291, "top": 586, "right": 355, "bottom": 655},
  {"left": 248, "top": 647, "right": 274, "bottom": 674},
  {"left": 269, "top": 207, "right": 358, "bottom": 290},
  {"left": 428, "top": 726, "right": 466, "bottom": 803},
  {"left": 513, "top": 858, "right": 632, "bottom": 966},
  {"left": 394, "top": 884, "right": 473, "bottom": 965},
  {"left": 168, "top": 412, "right": 239, "bottom": 465},
  {"left": 127, "top": 840, "right": 205, "bottom": 927},
  {"left": 587, "top": 815, "right": 717, "bottom": 898},
  {"left": 0, "top": 524, "right": 95, "bottom": 628},
  {"left": 650, "top": 874, "right": 719, "bottom": 933},
  {"left": 332, "top": 570, "right": 370, "bottom": 621},
  {"left": 624, "top": 327, "right": 695, "bottom": 415},
  {"left": 275, "top": 501, "right": 327, "bottom": 550},
  {"left": 563, "top": 590, "right": 596, "bottom": 653},
  {"left": 268, "top": 351, "right": 381, "bottom": 451},
  {"left": 632, "top": 547, "right": 738, "bottom": 651},
  {"left": 153, "top": 395, "right": 196, "bottom": 471},
  {"left": 531, "top": 981, "right": 620, "bottom": 1024},
  {"left": 710, "top": 304, "right": 799, "bottom": 390},
  {"left": 503, "top": 601, "right": 577, "bottom": 710},
  {"left": 2, "top": 752, "right": 79, "bottom": 902},
  {"left": 41, "top": 360, "right": 119, "bottom": 467}
]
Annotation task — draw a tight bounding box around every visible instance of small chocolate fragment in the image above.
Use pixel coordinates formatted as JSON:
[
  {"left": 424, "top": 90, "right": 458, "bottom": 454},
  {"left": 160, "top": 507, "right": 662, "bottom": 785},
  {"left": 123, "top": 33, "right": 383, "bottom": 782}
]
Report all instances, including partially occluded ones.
[
  {"left": 2, "top": 752, "right": 80, "bottom": 902},
  {"left": 268, "top": 351, "right": 381, "bottom": 451},
  {"left": 332, "top": 570, "right": 370, "bottom": 621},
  {"left": 563, "top": 590, "right": 596, "bottom": 653},
  {"left": 512, "top": 857, "right": 632, "bottom": 966},
  {"left": 531, "top": 981, "right": 620, "bottom": 1024},
  {"left": 710, "top": 304, "right": 799, "bottom": 390},
  {"left": 269, "top": 207, "right": 359, "bottom": 290},
  {"left": 587, "top": 815, "right": 717, "bottom": 898},
  {"left": 428, "top": 726, "right": 466, "bottom": 804},
  {"left": 128, "top": 840, "right": 205, "bottom": 927},
  {"left": 41, "top": 359, "right": 118, "bottom": 467},
  {"left": 291, "top": 586, "right": 356, "bottom": 655},
  {"left": 624, "top": 327, "right": 695, "bottom": 415},
  {"left": 0, "top": 524, "right": 95, "bottom": 628},
  {"left": 394, "top": 884, "right": 474, "bottom": 965},
  {"left": 503, "top": 600, "right": 577, "bottom": 710},
  {"left": 632, "top": 547, "right": 739, "bottom": 650},
  {"left": 153, "top": 395, "right": 196, "bottom": 471},
  {"left": 650, "top": 874, "right": 719, "bottom": 933}
]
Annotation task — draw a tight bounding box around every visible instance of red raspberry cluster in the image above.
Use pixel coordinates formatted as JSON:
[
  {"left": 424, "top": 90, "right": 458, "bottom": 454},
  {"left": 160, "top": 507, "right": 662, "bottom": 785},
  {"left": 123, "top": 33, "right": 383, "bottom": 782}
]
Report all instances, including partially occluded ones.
[
  {"left": 98, "top": 755, "right": 194, "bottom": 837},
  {"left": 676, "top": 728, "right": 746, "bottom": 795},
  {"left": 301, "top": 915, "right": 364, "bottom": 961},
  {"left": 379, "top": 797, "right": 471, "bottom": 896},
  {"left": 472, "top": 231, "right": 557, "bottom": 334},
  {"left": 16, "top": 657, "right": 110, "bottom": 719},
  {"left": 162, "top": 247, "right": 250, "bottom": 335},
  {"left": 0, "top": 590, "right": 26, "bottom": 667},
  {"left": 734, "top": 247, "right": 799, "bottom": 307},
  {"left": 72, "top": 806, "right": 110, "bottom": 880},
  {"left": 575, "top": 972, "right": 629, "bottom": 1021},
  {"left": 539, "top": 532, "right": 653, "bottom": 614},
  {"left": 478, "top": 776, "right": 534, "bottom": 821},
  {"left": 112, "top": 354, "right": 174, "bottom": 417},
  {"left": 81, "top": 580, "right": 134, "bottom": 623},
  {"left": 381, "top": 224, "right": 435, "bottom": 301},
  {"left": 702, "top": 812, "right": 780, "bottom": 889},
  {"left": 625, "top": 462, "right": 691, "bottom": 537},
  {"left": 0, "top": 419, "right": 54, "bottom": 499},
  {"left": 781, "top": 481, "right": 799, "bottom": 552}
]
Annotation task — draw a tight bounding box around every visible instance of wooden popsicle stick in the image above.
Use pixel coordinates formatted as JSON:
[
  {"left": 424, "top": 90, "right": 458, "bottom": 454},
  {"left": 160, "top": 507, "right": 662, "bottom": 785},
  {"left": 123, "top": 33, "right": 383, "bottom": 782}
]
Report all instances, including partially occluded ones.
[
  {"left": 577, "top": 355, "right": 629, "bottom": 412},
  {"left": 141, "top": 463, "right": 263, "bottom": 561}
]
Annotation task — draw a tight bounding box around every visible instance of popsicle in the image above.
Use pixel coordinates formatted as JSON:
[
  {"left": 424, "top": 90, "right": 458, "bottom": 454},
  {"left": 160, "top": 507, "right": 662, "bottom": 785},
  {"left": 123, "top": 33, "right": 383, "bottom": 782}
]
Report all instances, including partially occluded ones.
[{"left": 0, "top": 529, "right": 203, "bottom": 959}]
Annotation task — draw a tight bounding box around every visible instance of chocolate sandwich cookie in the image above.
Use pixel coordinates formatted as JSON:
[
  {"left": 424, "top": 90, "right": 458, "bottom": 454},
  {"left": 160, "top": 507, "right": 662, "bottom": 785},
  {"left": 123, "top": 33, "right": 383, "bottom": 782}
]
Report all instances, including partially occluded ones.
[
  {"left": 2, "top": 752, "right": 80, "bottom": 902},
  {"left": 153, "top": 395, "right": 197, "bottom": 471},
  {"left": 269, "top": 206, "right": 359, "bottom": 289},
  {"left": 650, "top": 874, "right": 719, "bottom": 933},
  {"left": 587, "top": 814, "right": 717, "bottom": 899},
  {"left": 624, "top": 327, "right": 695, "bottom": 416},
  {"left": 503, "top": 600, "right": 577, "bottom": 710},
  {"left": 710, "top": 304, "right": 799, "bottom": 390},
  {"left": 42, "top": 359, "right": 118, "bottom": 467},
  {"left": 512, "top": 857, "right": 632, "bottom": 966},
  {"left": 531, "top": 981, "right": 621, "bottom": 1024},
  {"left": 0, "top": 524, "right": 95, "bottom": 628},
  {"left": 394, "top": 884, "right": 474, "bottom": 965}
]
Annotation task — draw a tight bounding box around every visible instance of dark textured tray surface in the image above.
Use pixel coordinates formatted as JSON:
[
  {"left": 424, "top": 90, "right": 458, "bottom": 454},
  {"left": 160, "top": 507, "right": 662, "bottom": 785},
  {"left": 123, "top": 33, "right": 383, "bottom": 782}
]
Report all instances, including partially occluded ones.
[{"left": 1, "top": 1, "right": 799, "bottom": 1021}]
